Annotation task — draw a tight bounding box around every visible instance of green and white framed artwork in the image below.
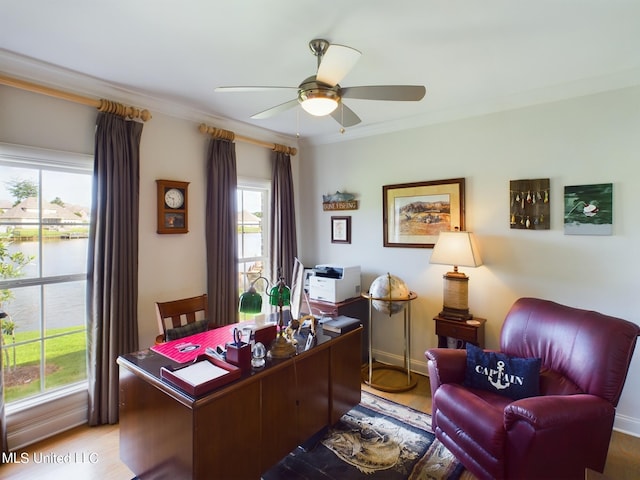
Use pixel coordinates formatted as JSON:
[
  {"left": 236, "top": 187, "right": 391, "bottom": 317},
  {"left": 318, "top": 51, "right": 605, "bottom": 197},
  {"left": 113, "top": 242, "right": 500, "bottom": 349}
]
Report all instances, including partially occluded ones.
[{"left": 564, "top": 183, "right": 613, "bottom": 235}]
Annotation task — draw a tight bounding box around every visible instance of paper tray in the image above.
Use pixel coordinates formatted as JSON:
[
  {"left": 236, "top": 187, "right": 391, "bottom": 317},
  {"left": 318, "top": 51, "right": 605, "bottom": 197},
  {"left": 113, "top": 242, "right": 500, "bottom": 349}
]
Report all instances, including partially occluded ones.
[{"left": 160, "top": 355, "right": 241, "bottom": 396}]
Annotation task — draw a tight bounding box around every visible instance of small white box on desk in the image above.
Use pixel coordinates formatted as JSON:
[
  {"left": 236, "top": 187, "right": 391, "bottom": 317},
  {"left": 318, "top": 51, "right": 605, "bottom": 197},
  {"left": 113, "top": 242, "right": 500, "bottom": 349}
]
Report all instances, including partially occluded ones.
[{"left": 309, "top": 265, "right": 361, "bottom": 303}]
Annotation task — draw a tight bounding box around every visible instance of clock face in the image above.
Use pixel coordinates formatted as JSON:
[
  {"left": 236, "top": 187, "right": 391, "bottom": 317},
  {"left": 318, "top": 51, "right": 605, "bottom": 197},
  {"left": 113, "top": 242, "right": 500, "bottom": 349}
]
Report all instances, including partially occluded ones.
[{"left": 164, "top": 188, "right": 184, "bottom": 209}]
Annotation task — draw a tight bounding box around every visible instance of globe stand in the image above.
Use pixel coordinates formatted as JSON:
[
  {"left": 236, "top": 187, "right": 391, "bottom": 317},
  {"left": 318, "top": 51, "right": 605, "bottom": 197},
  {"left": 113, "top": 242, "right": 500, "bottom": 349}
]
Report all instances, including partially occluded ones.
[{"left": 361, "top": 291, "right": 418, "bottom": 392}]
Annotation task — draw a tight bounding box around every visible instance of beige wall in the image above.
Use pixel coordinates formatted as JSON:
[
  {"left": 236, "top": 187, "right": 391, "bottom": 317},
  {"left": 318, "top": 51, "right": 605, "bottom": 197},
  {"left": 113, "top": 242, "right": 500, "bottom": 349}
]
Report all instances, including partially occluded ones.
[
  {"left": 2, "top": 82, "right": 639, "bottom": 436},
  {"left": 297, "top": 85, "right": 640, "bottom": 435}
]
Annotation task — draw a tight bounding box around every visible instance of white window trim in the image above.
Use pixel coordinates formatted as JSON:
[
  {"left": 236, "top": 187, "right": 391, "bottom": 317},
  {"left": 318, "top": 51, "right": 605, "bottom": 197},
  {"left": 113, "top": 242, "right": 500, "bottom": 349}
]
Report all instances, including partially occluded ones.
[
  {"left": 237, "top": 176, "right": 270, "bottom": 269},
  {"left": 0, "top": 142, "right": 92, "bottom": 450},
  {"left": 0, "top": 142, "right": 92, "bottom": 172}
]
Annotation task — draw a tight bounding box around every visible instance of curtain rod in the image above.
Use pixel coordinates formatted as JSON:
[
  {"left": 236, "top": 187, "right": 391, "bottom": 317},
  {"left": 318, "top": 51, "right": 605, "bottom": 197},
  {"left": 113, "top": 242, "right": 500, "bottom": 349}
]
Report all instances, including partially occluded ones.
[
  {"left": 0, "top": 74, "right": 152, "bottom": 121},
  {"left": 198, "top": 123, "right": 297, "bottom": 156}
]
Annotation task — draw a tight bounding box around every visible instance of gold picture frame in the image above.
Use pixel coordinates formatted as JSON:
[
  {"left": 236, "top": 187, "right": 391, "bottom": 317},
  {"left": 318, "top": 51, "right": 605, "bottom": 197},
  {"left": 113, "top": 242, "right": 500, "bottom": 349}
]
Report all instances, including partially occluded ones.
[{"left": 383, "top": 178, "right": 465, "bottom": 248}]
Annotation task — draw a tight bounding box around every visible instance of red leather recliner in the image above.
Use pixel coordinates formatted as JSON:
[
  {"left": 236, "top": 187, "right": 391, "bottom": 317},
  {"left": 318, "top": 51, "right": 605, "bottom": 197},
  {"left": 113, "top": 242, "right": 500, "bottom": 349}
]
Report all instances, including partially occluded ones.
[{"left": 426, "top": 297, "right": 639, "bottom": 480}]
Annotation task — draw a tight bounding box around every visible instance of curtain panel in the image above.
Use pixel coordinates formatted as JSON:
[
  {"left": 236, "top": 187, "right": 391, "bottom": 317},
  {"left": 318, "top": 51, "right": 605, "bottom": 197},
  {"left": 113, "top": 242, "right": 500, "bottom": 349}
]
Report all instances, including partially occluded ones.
[
  {"left": 270, "top": 151, "right": 298, "bottom": 285},
  {"left": 205, "top": 139, "right": 239, "bottom": 326},
  {"left": 87, "top": 112, "right": 143, "bottom": 425}
]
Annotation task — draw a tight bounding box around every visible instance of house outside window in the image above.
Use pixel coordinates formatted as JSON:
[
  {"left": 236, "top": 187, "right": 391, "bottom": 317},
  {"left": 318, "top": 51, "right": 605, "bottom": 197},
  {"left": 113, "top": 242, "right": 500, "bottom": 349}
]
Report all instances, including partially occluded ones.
[
  {"left": 0, "top": 143, "right": 92, "bottom": 405},
  {"left": 237, "top": 181, "right": 270, "bottom": 318}
]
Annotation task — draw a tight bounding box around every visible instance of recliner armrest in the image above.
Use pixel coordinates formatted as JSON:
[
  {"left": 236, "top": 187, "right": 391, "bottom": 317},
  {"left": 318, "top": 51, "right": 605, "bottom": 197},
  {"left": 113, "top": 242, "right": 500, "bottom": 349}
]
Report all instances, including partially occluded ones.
[
  {"left": 426, "top": 348, "right": 467, "bottom": 387},
  {"left": 505, "top": 394, "right": 614, "bottom": 430}
]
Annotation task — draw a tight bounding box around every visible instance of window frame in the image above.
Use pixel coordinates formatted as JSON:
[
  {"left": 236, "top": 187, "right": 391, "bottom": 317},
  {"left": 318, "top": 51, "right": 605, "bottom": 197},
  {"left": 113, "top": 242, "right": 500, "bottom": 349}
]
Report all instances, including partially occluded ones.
[
  {"left": 237, "top": 178, "right": 270, "bottom": 313},
  {"left": 0, "top": 142, "right": 92, "bottom": 412}
]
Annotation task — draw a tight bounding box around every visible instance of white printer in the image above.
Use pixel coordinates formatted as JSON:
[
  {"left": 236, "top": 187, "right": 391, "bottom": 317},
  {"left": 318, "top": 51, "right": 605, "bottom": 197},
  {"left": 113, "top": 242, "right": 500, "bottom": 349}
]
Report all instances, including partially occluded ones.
[{"left": 309, "top": 265, "right": 361, "bottom": 303}]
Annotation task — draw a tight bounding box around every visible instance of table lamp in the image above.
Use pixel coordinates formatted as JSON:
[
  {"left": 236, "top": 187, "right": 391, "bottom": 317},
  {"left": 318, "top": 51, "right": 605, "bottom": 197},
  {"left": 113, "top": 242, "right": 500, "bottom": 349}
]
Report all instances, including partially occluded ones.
[
  {"left": 267, "top": 273, "right": 297, "bottom": 359},
  {"left": 430, "top": 230, "right": 483, "bottom": 320},
  {"left": 238, "top": 276, "right": 270, "bottom": 315}
]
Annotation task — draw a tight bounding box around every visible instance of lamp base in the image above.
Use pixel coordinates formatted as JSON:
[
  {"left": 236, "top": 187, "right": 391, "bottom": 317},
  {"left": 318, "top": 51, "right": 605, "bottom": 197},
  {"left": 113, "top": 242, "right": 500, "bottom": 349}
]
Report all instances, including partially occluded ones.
[
  {"left": 438, "top": 306, "right": 473, "bottom": 321},
  {"left": 269, "top": 334, "right": 296, "bottom": 359},
  {"left": 441, "top": 272, "right": 472, "bottom": 321}
]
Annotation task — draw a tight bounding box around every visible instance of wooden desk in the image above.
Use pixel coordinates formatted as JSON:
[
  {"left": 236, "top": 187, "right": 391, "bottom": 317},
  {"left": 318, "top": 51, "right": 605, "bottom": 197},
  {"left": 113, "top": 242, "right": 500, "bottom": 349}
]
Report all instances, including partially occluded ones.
[
  {"left": 434, "top": 315, "right": 486, "bottom": 348},
  {"left": 118, "top": 327, "right": 362, "bottom": 479}
]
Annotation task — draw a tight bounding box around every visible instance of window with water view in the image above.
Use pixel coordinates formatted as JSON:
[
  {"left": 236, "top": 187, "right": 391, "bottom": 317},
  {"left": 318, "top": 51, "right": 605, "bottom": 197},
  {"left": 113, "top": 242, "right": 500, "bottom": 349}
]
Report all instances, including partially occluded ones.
[{"left": 0, "top": 146, "right": 92, "bottom": 404}]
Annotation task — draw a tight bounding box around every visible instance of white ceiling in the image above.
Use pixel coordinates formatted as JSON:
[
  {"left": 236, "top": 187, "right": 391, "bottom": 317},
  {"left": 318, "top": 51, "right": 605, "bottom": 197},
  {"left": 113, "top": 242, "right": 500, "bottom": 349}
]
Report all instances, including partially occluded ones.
[{"left": 2, "top": 1, "right": 640, "bottom": 145}]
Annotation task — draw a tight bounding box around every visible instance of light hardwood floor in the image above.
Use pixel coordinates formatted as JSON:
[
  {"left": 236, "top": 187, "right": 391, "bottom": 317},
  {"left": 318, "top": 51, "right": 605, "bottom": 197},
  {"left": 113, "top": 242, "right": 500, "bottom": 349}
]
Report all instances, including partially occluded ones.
[{"left": 1, "top": 373, "right": 639, "bottom": 479}]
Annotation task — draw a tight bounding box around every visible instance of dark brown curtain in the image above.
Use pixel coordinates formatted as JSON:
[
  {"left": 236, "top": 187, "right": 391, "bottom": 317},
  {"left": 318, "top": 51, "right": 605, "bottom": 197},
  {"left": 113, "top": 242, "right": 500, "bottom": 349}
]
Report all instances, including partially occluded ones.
[
  {"left": 270, "top": 151, "right": 298, "bottom": 285},
  {"left": 87, "top": 112, "right": 143, "bottom": 425},
  {"left": 205, "top": 139, "right": 238, "bottom": 326}
]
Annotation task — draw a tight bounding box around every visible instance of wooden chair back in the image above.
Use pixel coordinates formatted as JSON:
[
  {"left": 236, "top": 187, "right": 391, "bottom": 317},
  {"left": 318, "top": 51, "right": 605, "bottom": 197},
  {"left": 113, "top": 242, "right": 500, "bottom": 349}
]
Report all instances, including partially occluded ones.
[{"left": 155, "top": 294, "right": 209, "bottom": 343}]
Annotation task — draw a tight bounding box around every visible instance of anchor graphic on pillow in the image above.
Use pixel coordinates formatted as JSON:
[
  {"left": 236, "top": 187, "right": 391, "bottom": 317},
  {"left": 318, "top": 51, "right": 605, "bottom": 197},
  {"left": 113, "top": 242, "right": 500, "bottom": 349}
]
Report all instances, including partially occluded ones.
[{"left": 488, "top": 360, "right": 510, "bottom": 390}]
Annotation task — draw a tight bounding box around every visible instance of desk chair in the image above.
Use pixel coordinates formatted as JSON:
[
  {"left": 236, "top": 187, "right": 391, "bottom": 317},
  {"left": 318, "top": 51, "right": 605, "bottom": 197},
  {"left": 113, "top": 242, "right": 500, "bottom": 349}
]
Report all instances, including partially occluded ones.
[{"left": 155, "top": 293, "right": 209, "bottom": 344}]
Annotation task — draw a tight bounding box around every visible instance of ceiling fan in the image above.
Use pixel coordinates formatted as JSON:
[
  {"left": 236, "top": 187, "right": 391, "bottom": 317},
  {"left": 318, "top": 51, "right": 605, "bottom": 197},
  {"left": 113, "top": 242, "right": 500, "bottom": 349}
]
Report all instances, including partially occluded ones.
[{"left": 215, "top": 39, "right": 426, "bottom": 128}]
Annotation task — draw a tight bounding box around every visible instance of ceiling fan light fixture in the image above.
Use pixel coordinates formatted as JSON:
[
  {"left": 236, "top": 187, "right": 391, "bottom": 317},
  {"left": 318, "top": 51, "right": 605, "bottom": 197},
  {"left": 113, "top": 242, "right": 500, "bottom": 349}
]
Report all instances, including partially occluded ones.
[{"left": 299, "top": 88, "right": 340, "bottom": 116}]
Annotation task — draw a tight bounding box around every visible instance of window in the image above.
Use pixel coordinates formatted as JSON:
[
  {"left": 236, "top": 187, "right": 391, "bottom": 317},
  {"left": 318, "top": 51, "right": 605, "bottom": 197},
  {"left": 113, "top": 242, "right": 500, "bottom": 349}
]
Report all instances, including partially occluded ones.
[
  {"left": 0, "top": 143, "right": 92, "bottom": 405},
  {"left": 237, "top": 181, "right": 269, "bottom": 318}
]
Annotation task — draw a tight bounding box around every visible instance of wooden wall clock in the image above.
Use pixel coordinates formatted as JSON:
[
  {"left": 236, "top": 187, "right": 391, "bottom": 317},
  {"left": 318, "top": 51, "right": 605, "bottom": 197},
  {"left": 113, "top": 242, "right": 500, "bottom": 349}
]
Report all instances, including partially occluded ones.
[{"left": 156, "top": 179, "right": 189, "bottom": 234}]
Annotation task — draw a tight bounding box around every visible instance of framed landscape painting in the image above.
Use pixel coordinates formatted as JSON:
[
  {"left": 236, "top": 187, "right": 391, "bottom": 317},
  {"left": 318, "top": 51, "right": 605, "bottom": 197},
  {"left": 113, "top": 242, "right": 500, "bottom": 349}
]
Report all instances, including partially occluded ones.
[{"left": 383, "top": 178, "right": 465, "bottom": 248}]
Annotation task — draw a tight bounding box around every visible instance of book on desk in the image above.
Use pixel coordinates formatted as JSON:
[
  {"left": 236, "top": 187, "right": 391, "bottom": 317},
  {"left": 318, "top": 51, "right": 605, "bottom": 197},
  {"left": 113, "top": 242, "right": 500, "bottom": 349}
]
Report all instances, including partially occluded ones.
[{"left": 321, "top": 315, "right": 361, "bottom": 334}]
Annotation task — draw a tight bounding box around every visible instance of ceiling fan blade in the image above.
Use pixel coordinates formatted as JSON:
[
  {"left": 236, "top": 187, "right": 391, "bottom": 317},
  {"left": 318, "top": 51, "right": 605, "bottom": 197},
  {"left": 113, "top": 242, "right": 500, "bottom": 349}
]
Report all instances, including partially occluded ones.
[
  {"left": 341, "top": 85, "right": 426, "bottom": 101},
  {"left": 330, "top": 102, "right": 361, "bottom": 127},
  {"left": 215, "top": 86, "right": 297, "bottom": 93},
  {"left": 316, "top": 44, "right": 362, "bottom": 87},
  {"left": 250, "top": 99, "right": 299, "bottom": 119}
]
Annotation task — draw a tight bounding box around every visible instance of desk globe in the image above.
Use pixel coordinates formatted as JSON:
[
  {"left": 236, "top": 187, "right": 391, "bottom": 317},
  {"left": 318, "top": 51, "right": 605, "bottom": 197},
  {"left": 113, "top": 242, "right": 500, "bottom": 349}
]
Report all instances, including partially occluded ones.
[
  {"left": 363, "top": 273, "right": 418, "bottom": 392},
  {"left": 370, "top": 273, "right": 411, "bottom": 315}
]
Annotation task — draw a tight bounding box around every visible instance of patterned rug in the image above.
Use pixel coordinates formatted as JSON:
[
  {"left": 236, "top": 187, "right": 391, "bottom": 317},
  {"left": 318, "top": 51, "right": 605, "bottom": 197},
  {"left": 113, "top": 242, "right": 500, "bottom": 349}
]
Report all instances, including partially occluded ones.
[{"left": 262, "top": 391, "right": 464, "bottom": 480}]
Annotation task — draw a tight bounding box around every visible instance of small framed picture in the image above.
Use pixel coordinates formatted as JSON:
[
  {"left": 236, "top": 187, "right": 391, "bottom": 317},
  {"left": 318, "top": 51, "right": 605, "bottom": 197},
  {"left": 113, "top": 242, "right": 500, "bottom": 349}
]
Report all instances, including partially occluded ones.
[
  {"left": 331, "top": 216, "right": 351, "bottom": 244},
  {"left": 164, "top": 212, "right": 185, "bottom": 229}
]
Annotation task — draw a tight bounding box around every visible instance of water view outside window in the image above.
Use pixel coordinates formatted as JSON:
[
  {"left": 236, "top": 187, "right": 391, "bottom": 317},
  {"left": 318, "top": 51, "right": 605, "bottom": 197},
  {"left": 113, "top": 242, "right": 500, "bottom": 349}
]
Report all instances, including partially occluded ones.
[
  {"left": 0, "top": 148, "right": 92, "bottom": 404},
  {"left": 237, "top": 184, "right": 269, "bottom": 318}
]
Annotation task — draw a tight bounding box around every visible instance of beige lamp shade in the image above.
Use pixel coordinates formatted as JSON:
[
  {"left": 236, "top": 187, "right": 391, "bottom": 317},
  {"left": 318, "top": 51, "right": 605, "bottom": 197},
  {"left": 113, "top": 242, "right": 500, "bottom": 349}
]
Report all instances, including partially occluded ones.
[
  {"left": 430, "top": 231, "right": 483, "bottom": 320},
  {"left": 430, "top": 231, "right": 483, "bottom": 269}
]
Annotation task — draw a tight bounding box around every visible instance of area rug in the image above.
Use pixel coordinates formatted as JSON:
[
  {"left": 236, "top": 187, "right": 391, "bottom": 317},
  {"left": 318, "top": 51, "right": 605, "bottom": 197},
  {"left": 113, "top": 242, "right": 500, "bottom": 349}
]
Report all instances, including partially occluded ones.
[{"left": 262, "top": 391, "right": 464, "bottom": 480}]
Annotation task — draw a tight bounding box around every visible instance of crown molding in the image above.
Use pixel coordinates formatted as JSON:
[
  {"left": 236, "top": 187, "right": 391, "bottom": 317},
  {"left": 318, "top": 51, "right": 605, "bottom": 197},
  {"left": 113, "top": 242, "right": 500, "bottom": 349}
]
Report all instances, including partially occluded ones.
[{"left": 0, "top": 49, "right": 298, "bottom": 149}]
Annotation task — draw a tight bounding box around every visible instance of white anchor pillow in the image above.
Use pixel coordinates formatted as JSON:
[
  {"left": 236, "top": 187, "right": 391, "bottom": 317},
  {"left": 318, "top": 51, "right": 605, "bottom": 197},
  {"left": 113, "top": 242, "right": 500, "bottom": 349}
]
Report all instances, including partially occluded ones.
[{"left": 463, "top": 343, "right": 542, "bottom": 400}]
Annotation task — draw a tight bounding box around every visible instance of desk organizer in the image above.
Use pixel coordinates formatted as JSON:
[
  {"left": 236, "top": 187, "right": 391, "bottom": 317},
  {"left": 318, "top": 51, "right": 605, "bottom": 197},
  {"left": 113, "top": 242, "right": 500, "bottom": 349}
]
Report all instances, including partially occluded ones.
[{"left": 226, "top": 341, "right": 252, "bottom": 371}]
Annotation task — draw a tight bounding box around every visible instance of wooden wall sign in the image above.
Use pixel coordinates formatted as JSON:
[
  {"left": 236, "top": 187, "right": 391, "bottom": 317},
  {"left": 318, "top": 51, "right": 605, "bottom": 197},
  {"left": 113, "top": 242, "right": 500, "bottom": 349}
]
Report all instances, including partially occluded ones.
[{"left": 322, "top": 191, "right": 358, "bottom": 211}]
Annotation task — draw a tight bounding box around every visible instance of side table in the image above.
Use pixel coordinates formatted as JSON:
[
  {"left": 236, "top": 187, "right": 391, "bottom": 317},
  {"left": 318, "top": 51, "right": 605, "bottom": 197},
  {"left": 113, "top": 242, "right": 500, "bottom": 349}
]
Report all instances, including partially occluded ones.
[{"left": 434, "top": 315, "right": 486, "bottom": 349}]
